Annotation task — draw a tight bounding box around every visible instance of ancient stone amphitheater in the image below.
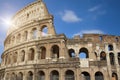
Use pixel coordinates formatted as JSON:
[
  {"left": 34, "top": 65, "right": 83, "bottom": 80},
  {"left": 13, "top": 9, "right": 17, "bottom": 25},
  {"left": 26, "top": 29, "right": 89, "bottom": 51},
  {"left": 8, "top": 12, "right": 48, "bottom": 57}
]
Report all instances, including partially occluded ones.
[{"left": 0, "top": 0, "right": 120, "bottom": 80}]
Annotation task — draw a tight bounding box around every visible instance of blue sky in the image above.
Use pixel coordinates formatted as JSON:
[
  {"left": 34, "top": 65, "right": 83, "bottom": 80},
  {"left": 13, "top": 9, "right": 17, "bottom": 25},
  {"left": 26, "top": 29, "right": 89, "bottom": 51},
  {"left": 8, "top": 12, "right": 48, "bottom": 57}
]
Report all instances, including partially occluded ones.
[{"left": 0, "top": 0, "right": 120, "bottom": 59}]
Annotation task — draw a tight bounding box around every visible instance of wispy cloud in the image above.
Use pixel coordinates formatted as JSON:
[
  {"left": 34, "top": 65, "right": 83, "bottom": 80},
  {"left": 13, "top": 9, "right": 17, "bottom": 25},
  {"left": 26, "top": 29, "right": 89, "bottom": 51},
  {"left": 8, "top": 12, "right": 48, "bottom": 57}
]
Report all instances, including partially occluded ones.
[
  {"left": 59, "top": 10, "right": 82, "bottom": 23},
  {"left": 88, "top": 5, "right": 101, "bottom": 12},
  {"left": 73, "top": 29, "right": 104, "bottom": 36}
]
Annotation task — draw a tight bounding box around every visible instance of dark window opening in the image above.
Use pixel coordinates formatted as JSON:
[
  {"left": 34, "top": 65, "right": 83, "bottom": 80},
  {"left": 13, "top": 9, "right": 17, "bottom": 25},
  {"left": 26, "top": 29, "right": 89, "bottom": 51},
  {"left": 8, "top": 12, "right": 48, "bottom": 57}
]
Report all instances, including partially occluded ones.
[
  {"left": 100, "top": 52, "right": 106, "bottom": 60},
  {"left": 28, "top": 71, "right": 33, "bottom": 80},
  {"left": 68, "top": 49, "right": 75, "bottom": 58},
  {"left": 18, "top": 72, "right": 23, "bottom": 80},
  {"left": 65, "top": 70, "right": 74, "bottom": 80},
  {"left": 118, "top": 53, "right": 120, "bottom": 65},
  {"left": 40, "top": 47, "right": 46, "bottom": 59},
  {"left": 38, "top": 71, "right": 45, "bottom": 80},
  {"left": 50, "top": 71, "right": 59, "bottom": 80},
  {"left": 95, "top": 72, "right": 104, "bottom": 80},
  {"left": 116, "top": 37, "right": 119, "bottom": 42},
  {"left": 81, "top": 72, "right": 91, "bottom": 80},
  {"left": 51, "top": 45, "right": 59, "bottom": 58},
  {"left": 99, "top": 36, "right": 103, "bottom": 41},
  {"left": 109, "top": 53, "right": 115, "bottom": 65},
  {"left": 112, "top": 73, "right": 118, "bottom": 80},
  {"left": 108, "top": 45, "right": 113, "bottom": 51},
  {"left": 79, "top": 48, "right": 89, "bottom": 59},
  {"left": 29, "top": 48, "right": 35, "bottom": 61}
]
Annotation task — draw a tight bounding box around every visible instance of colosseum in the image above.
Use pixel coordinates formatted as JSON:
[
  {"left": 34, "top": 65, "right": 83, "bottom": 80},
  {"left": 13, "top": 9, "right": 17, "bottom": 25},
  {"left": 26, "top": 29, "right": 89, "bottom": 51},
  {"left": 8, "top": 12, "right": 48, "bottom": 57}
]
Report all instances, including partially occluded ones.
[{"left": 0, "top": 0, "right": 120, "bottom": 80}]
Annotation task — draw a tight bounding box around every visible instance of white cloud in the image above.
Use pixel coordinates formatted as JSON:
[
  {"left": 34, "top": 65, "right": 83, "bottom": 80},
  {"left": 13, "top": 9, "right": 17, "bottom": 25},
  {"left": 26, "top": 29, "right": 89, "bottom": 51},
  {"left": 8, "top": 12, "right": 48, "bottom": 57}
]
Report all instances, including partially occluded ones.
[
  {"left": 60, "top": 10, "right": 82, "bottom": 23},
  {"left": 88, "top": 5, "right": 101, "bottom": 12},
  {"left": 73, "top": 30, "right": 104, "bottom": 36}
]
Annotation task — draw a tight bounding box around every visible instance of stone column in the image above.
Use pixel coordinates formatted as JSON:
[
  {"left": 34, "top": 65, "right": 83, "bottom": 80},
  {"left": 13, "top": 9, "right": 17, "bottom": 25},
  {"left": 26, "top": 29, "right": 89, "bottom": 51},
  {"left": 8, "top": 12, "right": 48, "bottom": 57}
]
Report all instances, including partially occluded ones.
[
  {"left": 46, "top": 44, "right": 51, "bottom": 59},
  {"left": 28, "top": 30, "right": 32, "bottom": 41},
  {"left": 105, "top": 43, "right": 112, "bottom": 79},
  {"left": 25, "top": 47, "right": 28, "bottom": 63},
  {"left": 91, "top": 74, "right": 95, "bottom": 80},
  {"left": 59, "top": 40, "right": 65, "bottom": 59},
  {"left": 45, "top": 70, "right": 50, "bottom": 80},
  {"left": 34, "top": 46, "right": 38, "bottom": 63},
  {"left": 37, "top": 26, "right": 40, "bottom": 39},
  {"left": 60, "top": 69, "right": 64, "bottom": 80}
]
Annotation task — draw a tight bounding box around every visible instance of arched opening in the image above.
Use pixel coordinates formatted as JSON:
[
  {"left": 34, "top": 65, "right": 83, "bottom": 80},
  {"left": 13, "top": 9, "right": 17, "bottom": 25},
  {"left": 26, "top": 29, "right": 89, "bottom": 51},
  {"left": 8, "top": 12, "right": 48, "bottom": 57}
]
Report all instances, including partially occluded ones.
[
  {"left": 99, "top": 36, "right": 103, "bottom": 41},
  {"left": 68, "top": 49, "right": 75, "bottom": 58},
  {"left": 51, "top": 45, "right": 59, "bottom": 59},
  {"left": 13, "top": 52, "right": 18, "bottom": 63},
  {"left": 24, "top": 31, "right": 28, "bottom": 41},
  {"left": 100, "top": 51, "right": 106, "bottom": 60},
  {"left": 12, "top": 36, "right": 15, "bottom": 44},
  {"left": 41, "top": 26, "right": 48, "bottom": 36},
  {"left": 50, "top": 70, "right": 59, "bottom": 80},
  {"left": 115, "top": 37, "right": 119, "bottom": 42},
  {"left": 11, "top": 73, "right": 17, "bottom": 80},
  {"left": 17, "top": 34, "right": 21, "bottom": 42},
  {"left": 20, "top": 50, "right": 25, "bottom": 62},
  {"left": 28, "top": 48, "right": 35, "bottom": 61},
  {"left": 112, "top": 73, "right": 118, "bottom": 80},
  {"left": 5, "top": 73, "right": 10, "bottom": 80},
  {"left": 37, "top": 71, "right": 45, "bottom": 80},
  {"left": 109, "top": 53, "right": 115, "bottom": 65},
  {"left": 79, "top": 48, "right": 89, "bottom": 59},
  {"left": 65, "top": 70, "right": 74, "bottom": 80},
  {"left": 108, "top": 44, "right": 113, "bottom": 51},
  {"left": 118, "top": 53, "right": 120, "bottom": 65},
  {"left": 81, "top": 72, "right": 91, "bottom": 80},
  {"left": 95, "top": 72, "right": 104, "bottom": 80},
  {"left": 18, "top": 72, "right": 23, "bottom": 80},
  {"left": 40, "top": 47, "right": 46, "bottom": 59},
  {"left": 28, "top": 71, "right": 33, "bottom": 80},
  {"left": 32, "top": 28, "right": 37, "bottom": 39}
]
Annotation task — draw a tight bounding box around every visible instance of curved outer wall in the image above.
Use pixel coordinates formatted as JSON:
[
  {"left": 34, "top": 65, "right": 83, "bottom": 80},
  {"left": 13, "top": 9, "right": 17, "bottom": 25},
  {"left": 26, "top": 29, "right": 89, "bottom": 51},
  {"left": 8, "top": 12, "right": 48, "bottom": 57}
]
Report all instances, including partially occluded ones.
[{"left": 0, "top": 0, "right": 120, "bottom": 80}]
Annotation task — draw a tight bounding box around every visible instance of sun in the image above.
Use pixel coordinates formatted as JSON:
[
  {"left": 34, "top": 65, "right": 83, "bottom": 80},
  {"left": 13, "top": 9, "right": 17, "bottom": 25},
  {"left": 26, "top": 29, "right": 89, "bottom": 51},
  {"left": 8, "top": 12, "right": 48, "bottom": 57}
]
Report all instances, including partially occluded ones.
[{"left": 0, "top": 16, "right": 13, "bottom": 29}]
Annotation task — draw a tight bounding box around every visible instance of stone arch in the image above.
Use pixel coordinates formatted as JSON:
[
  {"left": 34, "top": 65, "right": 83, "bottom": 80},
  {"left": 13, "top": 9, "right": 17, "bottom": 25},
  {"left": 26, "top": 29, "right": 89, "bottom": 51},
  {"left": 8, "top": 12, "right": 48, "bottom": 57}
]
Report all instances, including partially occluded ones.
[
  {"left": 51, "top": 45, "right": 59, "bottom": 58},
  {"left": 39, "top": 46, "right": 46, "bottom": 59},
  {"left": 41, "top": 25, "right": 48, "bottom": 36},
  {"left": 100, "top": 51, "right": 106, "bottom": 60},
  {"left": 65, "top": 70, "right": 75, "bottom": 80},
  {"left": 81, "top": 71, "right": 91, "bottom": 80},
  {"left": 20, "top": 50, "right": 25, "bottom": 62},
  {"left": 31, "top": 28, "right": 37, "bottom": 39},
  {"left": 95, "top": 71, "right": 104, "bottom": 80},
  {"left": 28, "top": 48, "right": 35, "bottom": 61},
  {"left": 108, "top": 44, "right": 113, "bottom": 51},
  {"left": 37, "top": 71, "right": 45, "bottom": 80},
  {"left": 27, "top": 71, "right": 33, "bottom": 80},
  {"left": 79, "top": 47, "right": 89, "bottom": 59},
  {"left": 18, "top": 72, "right": 23, "bottom": 80},
  {"left": 109, "top": 53, "right": 115, "bottom": 65},
  {"left": 50, "top": 70, "right": 59, "bottom": 80},
  {"left": 68, "top": 49, "right": 75, "bottom": 58},
  {"left": 112, "top": 73, "right": 118, "bottom": 80},
  {"left": 11, "top": 72, "right": 17, "bottom": 80}
]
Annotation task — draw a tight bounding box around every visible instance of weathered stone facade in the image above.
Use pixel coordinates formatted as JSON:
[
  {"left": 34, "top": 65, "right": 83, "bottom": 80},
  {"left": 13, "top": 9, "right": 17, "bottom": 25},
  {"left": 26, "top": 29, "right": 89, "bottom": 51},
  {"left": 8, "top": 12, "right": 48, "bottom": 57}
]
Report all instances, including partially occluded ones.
[{"left": 0, "top": 0, "right": 120, "bottom": 80}]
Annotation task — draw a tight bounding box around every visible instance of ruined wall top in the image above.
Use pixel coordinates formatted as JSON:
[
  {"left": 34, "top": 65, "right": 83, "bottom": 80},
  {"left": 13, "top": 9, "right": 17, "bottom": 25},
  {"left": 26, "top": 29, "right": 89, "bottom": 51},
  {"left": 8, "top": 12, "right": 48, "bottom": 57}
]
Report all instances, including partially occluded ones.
[{"left": 7, "top": 0, "right": 51, "bottom": 36}]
